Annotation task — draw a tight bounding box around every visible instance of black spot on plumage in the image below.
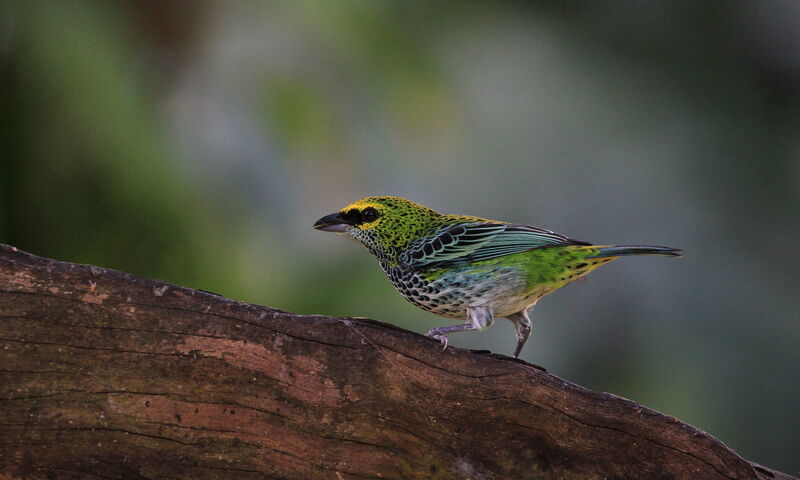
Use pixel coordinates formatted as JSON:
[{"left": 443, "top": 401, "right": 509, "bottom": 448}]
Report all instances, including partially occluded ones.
[
  {"left": 574, "top": 262, "right": 588, "bottom": 269},
  {"left": 439, "top": 232, "right": 453, "bottom": 245},
  {"left": 423, "top": 243, "right": 434, "bottom": 255}
]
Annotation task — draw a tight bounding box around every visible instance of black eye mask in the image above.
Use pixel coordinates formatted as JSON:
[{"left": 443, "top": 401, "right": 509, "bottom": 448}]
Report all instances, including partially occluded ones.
[{"left": 342, "top": 209, "right": 363, "bottom": 224}]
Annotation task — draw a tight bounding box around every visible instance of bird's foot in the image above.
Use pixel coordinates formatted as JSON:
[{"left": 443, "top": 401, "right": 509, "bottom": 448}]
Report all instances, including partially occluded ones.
[{"left": 425, "top": 330, "right": 449, "bottom": 352}]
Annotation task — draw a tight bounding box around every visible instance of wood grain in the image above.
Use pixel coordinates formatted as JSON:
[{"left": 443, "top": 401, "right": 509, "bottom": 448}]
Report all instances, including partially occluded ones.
[{"left": 0, "top": 244, "right": 793, "bottom": 480}]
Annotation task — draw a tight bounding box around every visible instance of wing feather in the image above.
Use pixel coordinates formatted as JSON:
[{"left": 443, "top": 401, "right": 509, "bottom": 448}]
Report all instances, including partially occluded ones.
[{"left": 399, "top": 222, "right": 589, "bottom": 269}]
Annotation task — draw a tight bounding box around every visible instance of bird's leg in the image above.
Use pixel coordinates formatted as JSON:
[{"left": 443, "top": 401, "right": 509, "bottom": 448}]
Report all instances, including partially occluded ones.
[
  {"left": 506, "top": 308, "right": 533, "bottom": 358},
  {"left": 424, "top": 324, "right": 472, "bottom": 351},
  {"left": 425, "top": 305, "right": 494, "bottom": 352}
]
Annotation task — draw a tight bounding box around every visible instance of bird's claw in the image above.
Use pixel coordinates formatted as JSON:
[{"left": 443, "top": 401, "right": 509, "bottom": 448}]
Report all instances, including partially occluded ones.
[{"left": 426, "top": 331, "right": 449, "bottom": 352}]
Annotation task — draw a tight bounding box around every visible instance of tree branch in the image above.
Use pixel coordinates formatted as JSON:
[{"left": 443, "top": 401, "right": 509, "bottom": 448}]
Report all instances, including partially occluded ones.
[{"left": 0, "top": 243, "right": 793, "bottom": 480}]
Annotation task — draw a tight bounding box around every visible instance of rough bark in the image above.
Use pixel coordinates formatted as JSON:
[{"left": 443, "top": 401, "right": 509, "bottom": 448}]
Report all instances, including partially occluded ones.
[{"left": 0, "top": 243, "right": 794, "bottom": 480}]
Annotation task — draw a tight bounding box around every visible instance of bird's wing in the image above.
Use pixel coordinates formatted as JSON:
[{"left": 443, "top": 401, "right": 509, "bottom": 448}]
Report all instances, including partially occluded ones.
[{"left": 399, "top": 222, "right": 589, "bottom": 269}]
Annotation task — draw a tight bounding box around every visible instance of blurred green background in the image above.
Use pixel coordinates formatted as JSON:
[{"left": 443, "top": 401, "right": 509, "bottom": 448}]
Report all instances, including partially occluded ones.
[{"left": 1, "top": 0, "right": 799, "bottom": 473}]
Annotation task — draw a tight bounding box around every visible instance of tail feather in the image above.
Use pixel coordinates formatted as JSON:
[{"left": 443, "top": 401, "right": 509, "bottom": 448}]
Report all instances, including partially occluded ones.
[{"left": 589, "top": 245, "right": 682, "bottom": 258}]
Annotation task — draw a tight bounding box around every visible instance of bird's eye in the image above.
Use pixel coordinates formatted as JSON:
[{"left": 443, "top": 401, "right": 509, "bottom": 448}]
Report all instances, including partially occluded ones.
[{"left": 362, "top": 207, "right": 379, "bottom": 223}]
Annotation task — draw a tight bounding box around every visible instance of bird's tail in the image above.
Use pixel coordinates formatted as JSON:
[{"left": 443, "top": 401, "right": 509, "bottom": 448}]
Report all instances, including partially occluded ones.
[{"left": 588, "top": 245, "right": 682, "bottom": 258}]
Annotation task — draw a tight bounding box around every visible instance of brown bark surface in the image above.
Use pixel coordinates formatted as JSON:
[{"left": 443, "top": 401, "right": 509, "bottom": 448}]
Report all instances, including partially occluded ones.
[{"left": 0, "top": 243, "right": 794, "bottom": 480}]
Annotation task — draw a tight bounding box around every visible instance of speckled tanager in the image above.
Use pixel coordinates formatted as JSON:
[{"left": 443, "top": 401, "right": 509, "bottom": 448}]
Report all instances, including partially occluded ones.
[{"left": 314, "top": 196, "right": 680, "bottom": 358}]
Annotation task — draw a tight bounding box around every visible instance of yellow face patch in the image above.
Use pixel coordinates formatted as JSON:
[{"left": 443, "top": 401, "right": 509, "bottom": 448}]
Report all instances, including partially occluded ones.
[{"left": 340, "top": 200, "right": 384, "bottom": 230}]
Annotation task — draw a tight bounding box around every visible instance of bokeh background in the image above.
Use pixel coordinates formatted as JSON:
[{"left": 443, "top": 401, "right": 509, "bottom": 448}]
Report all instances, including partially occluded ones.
[{"left": 2, "top": 0, "right": 799, "bottom": 473}]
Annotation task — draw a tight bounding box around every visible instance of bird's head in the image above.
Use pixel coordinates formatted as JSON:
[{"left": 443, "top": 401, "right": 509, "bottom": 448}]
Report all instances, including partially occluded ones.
[{"left": 314, "top": 196, "right": 442, "bottom": 262}]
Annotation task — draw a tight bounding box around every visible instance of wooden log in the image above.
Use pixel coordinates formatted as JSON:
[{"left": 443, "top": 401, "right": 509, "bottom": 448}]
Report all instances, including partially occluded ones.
[{"left": 0, "top": 243, "right": 794, "bottom": 480}]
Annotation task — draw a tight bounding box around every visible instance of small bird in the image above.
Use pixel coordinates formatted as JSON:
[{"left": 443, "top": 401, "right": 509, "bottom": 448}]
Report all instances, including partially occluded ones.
[{"left": 314, "top": 196, "right": 680, "bottom": 358}]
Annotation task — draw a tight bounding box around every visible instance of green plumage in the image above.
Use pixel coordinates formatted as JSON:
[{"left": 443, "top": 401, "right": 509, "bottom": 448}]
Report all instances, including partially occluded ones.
[{"left": 314, "top": 196, "right": 680, "bottom": 357}]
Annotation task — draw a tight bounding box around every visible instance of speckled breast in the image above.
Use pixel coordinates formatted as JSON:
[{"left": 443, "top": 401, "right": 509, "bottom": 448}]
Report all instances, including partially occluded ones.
[{"left": 378, "top": 261, "right": 537, "bottom": 319}]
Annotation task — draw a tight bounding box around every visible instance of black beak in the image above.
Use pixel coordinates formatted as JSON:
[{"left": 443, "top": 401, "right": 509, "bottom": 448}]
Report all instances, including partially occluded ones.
[{"left": 313, "top": 212, "right": 353, "bottom": 232}]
